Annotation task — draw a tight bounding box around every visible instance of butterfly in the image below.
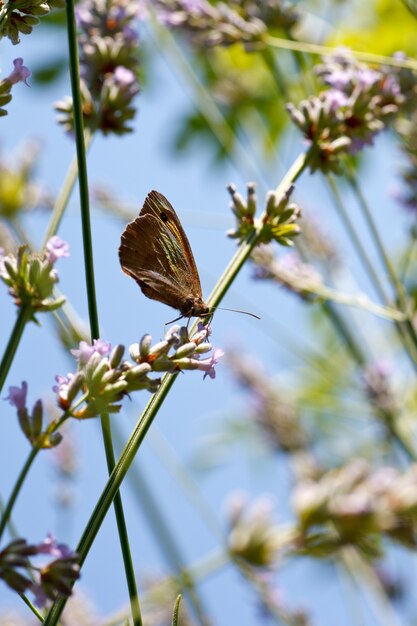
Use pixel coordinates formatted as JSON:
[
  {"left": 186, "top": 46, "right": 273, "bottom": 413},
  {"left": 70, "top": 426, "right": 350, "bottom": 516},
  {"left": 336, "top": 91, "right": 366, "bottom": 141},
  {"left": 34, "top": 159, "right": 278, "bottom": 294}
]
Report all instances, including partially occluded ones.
[{"left": 119, "top": 190, "right": 210, "bottom": 321}]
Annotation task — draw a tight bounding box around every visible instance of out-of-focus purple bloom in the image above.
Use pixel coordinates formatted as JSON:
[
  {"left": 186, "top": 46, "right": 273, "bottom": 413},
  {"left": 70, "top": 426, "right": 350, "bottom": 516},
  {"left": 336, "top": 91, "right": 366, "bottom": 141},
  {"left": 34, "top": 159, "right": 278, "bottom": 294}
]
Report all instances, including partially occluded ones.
[
  {"left": 8, "top": 58, "right": 31, "bottom": 86},
  {"left": 71, "top": 339, "right": 112, "bottom": 365},
  {"left": 30, "top": 582, "right": 48, "bottom": 608},
  {"left": 324, "top": 88, "right": 349, "bottom": 112},
  {"left": 113, "top": 66, "right": 137, "bottom": 87},
  {"left": 46, "top": 236, "right": 70, "bottom": 264},
  {"left": 57, "top": 0, "right": 141, "bottom": 136},
  {"left": 35, "top": 534, "right": 72, "bottom": 558},
  {"left": 5, "top": 381, "right": 28, "bottom": 410}
]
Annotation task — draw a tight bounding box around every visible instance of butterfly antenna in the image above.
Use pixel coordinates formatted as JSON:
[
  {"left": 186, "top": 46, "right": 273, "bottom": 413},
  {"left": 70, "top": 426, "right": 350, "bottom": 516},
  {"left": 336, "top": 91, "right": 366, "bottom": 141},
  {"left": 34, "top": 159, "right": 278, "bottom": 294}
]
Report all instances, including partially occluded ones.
[{"left": 211, "top": 307, "right": 261, "bottom": 320}]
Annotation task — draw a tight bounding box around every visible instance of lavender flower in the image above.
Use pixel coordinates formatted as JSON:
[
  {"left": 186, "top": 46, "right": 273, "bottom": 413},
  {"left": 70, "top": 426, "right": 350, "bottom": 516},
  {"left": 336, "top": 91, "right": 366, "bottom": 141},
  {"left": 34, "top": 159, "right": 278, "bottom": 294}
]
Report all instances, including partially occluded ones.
[
  {"left": 228, "top": 349, "right": 306, "bottom": 452},
  {"left": 252, "top": 247, "right": 323, "bottom": 300},
  {"left": 5, "top": 381, "right": 28, "bottom": 411},
  {"left": 54, "top": 326, "right": 222, "bottom": 419},
  {"left": 5, "top": 381, "right": 62, "bottom": 448},
  {"left": 0, "top": 58, "right": 32, "bottom": 117},
  {"left": 226, "top": 492, "right": 288, "bottom": 568},
  {"left": 0, "top": 0, "right": 63, "bottom": 45},
  {"left": 0, "top": 536, "right": 79, "bottom": 608},
  {"left": 55, "top": 0, "right": 141, "bottom": 135},
  {"left": 7, "top": 58, "right": 31, "bottom": 85},
  {"left": 152, "top": 0, "right": 299, "bottom": 49},
  {"left": 46, "top": 236, "right": 70, "bottom": 264},
  {"left": 227, "top": 182, "right": 301, "bottom": 246},
  {"left": 71, "top": 338, "right": 111, "bottom": 365},
  {"left": 0, "top": 240, "right": 68, "bottom": 315},
  {"left": 287, "top": 50, "right": 404, "bottom": 173},
  {"left": 293, "top": 459, "right": 417, "bottom": 556}
]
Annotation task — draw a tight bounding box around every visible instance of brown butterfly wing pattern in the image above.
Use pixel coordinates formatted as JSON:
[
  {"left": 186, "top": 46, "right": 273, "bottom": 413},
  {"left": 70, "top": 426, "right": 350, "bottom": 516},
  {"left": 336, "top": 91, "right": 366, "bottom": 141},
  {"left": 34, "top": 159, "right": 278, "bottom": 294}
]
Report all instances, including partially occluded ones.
[{"left": 119, "top": 190, "right": 209, "bottom": 318}]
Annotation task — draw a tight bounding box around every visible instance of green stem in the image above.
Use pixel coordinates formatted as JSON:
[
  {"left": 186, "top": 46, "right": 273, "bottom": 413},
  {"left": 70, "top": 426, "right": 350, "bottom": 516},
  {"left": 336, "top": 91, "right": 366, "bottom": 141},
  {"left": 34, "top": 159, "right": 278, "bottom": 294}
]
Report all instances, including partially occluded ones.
[
  {"left": 328, "top": 173, "right": 417, "bottom": 372},
  {"left": 264, "top": 34, "right": 417, "bottom": 71},
  {"left": 0, "top": 411, "right": 70, "bottom": 542},
  {"left": 326, "top": 174, "right": 389, "bottom": 302},
  {"left": 19, "top": 592, "right": 45, "bottom": 622},
  {"left": 347, "top": 169, "right": 417, "bottom": 364},
  {"left": 43, "top": 153, "right": 309, "bottom": 626},
  {"left": 0, "top": 303, "right": 32, "bottom": 396},
  {"left": 65, "top": 0, "right": 99, "bottom": 339},
  {"left": 0, "top": 448, "right": 38, "bottom": 540},
  {"left": 65, "top": 0, "right": 141, "bottom": 623},
  {"left": 260, "top": 47, "right": 289, "bottom": 100},
  {"left": 101, "top": 414, "right": 142, "bottom": 626},
  {"left": 119, "top": 448, "right": 211, "bottom": 626},
  {"left": 41, "top": 132, "right": 93, "bottom": 249}
]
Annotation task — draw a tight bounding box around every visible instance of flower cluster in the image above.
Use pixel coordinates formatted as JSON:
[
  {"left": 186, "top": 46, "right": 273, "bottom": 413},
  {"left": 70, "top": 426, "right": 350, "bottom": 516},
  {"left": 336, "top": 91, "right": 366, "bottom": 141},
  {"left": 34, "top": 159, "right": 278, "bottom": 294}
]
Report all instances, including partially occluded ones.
[
  {"left": 0, "top": 236, "right": 69, "bottom": 317},
  {"left": 0, "top": 535, "right": 79, "bottom": 607},
  {"left": 228, "top": 349, "right": 306, "bottom": 452},
  {"left": 252, "top": 246, "right": 323, "bottom": 300},
  {"left": 0, "top": 0, "right": 63, "bottom": 44},
  {"left": 0, "top": 58, "right": 31, "bottom": 116},
  {"left": 227, "top": 182, "right": 301, "bottom": 246},
  {"left": 55, "top": 0, "right": 141, "bottom": 135},
  {"left": 226, "top": 492, "right": 285, "bottom": 568},
  {"left": 293, "top": 459, "right": 417, "bottom": 557},
  {"left": 53, "top": 327, "right": 223, "bottom": 419},
  {"left": 6, "top": 381, "right": 62, "bottom": 448},
  {"left": 287, "top": 50, "right": 403, "bottom": 174},
  {"left": 152, "top": 0, "right": 299, "bottom": 49}
]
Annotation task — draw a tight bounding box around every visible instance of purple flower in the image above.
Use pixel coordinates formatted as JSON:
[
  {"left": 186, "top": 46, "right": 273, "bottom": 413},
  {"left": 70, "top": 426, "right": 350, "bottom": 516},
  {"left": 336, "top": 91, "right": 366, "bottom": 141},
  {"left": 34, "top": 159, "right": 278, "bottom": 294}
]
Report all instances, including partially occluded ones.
[
  {"left": 35, "top": 533, "right": 72, "bottom": 558},
  {"left": 324, "top": 88, "right": 349, "bottom": 112},
  {"left": 7, "top": 58, "right": 31, "bottom": 86},
  {"left": 202, "top": 348, "right": 224, "bottom": 379},
  {"left": 113, "top": 66, "right": 137, "bottom": 87},
  {"left": 5, "top": 381, "right": 28, "bottom": 410},
  {"left": 46, "top": 236, "right": 70, "bottom": 264},
  {"left": 52, "top": 373, "right": 73, "bottom": 395},
  {"left": 71, "top": 339, "right": 111, "bottom": 365}
]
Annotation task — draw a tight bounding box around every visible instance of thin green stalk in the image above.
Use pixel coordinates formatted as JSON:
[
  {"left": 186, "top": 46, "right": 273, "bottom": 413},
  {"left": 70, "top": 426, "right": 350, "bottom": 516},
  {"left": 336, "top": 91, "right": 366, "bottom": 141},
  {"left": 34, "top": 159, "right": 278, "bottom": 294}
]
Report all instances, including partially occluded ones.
[
  {"left": 265, "top": 35, "right": 417, "bottom": 71},
  {"left": 43, "top": 153, "right": 309, "bottom": 626},
  {"left": 327, "top": 174, "right": 417, "bottom": 372},
  {"left": 19, "top": 592, "right": 45, "bottom": 622},
  {"left": 260, "top": 47, "right": 289, "bottom": 100},
  {"left": 65, "top": 0, "right": 141, "bottom": 623},
  {"left": 41, "top": 132, "right": 93, "bottom": 249},
  {"left": 0, "top": 303, "right": 32, "bottom": 396},
  {"left": 0, "top": 447, "right": 38, "bottom": 540},
  {"left": 65, "top": 0, "right": 99, "bottom": 339},
  {"left": 101, "top": 414, "right": 142, "bottom": 626},
  {"left": 320, "top": 300, "right": 367, "bottom": 365},
  {"left": 347, "top": 169, "right": 417, "bottom": 360},
  {"left": 326, "top": 174, "right": 389, "bottom": 302},
  {"left": 122, "top": 459, "right": 211, "bottom": 626},
  {"left": 0, "top": 410, "right": 70, "bottom": 542}
]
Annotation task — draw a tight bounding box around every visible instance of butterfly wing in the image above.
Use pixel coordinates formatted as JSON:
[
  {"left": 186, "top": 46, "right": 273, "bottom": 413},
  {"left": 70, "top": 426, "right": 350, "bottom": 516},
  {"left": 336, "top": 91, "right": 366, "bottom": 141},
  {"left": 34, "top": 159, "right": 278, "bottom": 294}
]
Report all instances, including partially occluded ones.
[
  {"left": 140, "top": 190, "right": 203, "bottom": 295},
  {"left": 119, "top": 191, "right": 204, "bottom": 312}
]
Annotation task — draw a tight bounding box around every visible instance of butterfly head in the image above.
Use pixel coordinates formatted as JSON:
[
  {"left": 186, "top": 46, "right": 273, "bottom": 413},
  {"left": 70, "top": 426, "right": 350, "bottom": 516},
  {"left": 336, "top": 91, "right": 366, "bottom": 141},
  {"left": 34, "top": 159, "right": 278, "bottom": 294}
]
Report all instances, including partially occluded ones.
[{"left": 180, "top": 295, "right": 210, "bottom": 319}]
